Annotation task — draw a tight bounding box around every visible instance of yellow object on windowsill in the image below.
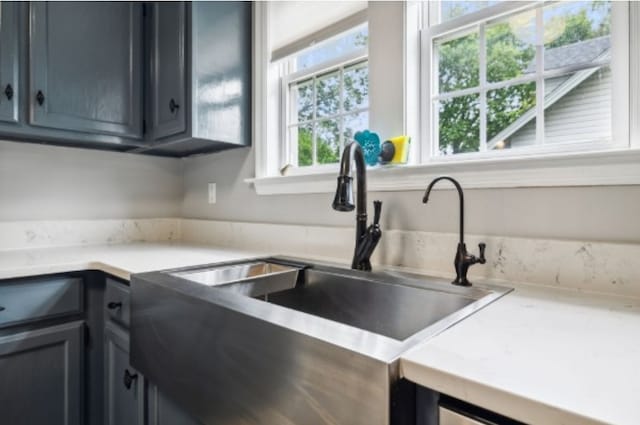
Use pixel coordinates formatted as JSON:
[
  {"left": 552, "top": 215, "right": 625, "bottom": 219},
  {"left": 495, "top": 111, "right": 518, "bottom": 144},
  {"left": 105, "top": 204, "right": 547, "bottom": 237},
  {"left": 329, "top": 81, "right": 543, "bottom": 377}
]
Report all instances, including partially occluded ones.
[{"left": 388, "top": 135, "right": 411, "bottom": 164}]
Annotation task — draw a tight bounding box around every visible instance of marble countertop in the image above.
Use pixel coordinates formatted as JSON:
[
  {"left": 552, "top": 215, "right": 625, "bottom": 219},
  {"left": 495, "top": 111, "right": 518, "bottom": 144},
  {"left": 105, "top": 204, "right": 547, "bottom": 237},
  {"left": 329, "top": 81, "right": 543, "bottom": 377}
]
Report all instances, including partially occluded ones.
[
  {"left": 1, "top": 242, "right": 638, "bottom": 425},
  {"left": 402, "top": 284, "right": 640, "bottom": 425},
  {"left": 0, "top": 242, "right": 261, "bottom": 281}
]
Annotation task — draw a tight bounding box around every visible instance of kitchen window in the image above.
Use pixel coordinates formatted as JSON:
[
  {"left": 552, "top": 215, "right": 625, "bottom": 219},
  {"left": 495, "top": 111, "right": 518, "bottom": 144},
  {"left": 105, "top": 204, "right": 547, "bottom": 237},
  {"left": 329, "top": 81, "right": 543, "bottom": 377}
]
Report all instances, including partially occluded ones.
[
  {"left": 423, "top": 0, "right": 628, "bottom": 159},
  {"left": 250, "top": 2, "right": 640, "bottom": 195},
  {"left": 281, "top": 25, "right": 369, "bottom": 171}
]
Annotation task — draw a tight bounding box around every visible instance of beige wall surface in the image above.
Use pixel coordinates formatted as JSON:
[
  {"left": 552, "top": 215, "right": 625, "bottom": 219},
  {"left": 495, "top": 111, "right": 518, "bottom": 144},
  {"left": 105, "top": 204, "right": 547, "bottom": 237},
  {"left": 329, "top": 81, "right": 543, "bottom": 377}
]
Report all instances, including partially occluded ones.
[
  {"left": 182, "top": 148, "right": 640, "bottom": 244},
  {"left": 0, "top": 140, "right": 183, "bottom": 220}
]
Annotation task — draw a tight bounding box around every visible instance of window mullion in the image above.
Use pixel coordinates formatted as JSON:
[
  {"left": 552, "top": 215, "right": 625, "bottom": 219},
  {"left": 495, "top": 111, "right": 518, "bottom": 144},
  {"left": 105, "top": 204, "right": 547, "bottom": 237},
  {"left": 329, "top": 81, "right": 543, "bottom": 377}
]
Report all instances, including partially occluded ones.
[
  {"left": 312, "top": 76, "right": 318, "bottom": 165},
  {"left": 479, "top": 24, "right": 487, "bottom": 152},
  {"left": 339, "top": 65, "right": 345, "bottom": 152},
  {"left": 535, "top": 7, "right": 545, "bottom": 146},
  {"left": 289, "top": 106, "right": 369, "bottom": 127}
]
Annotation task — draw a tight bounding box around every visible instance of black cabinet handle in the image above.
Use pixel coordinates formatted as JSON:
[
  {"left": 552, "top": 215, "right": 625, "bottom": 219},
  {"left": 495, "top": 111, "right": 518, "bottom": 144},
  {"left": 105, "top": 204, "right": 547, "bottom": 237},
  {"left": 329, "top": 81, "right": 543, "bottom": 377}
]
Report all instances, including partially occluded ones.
[
  {"left": 36, "top": 90, "right": 45, "bottom": 106},
  {"left": 169, "top": 98, "right": 179, "bottom": 113},
  {"left": 4, "top": 84, "right": 13, "bottom": 101},
  {"left": 0, "top": 306, "right": 5, "bottom": 312},
  {"left": 123, "top": 369, "right": 138, "bottom": 390},
  {"left": 107, "top": 301, "right": 122, "bottom": 310}
]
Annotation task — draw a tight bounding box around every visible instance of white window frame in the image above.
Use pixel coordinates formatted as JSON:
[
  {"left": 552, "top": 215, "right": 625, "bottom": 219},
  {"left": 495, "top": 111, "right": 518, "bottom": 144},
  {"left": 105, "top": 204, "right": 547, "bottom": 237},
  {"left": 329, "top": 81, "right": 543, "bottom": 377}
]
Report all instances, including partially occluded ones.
[
  {"left": 422, "top": 0, "right": 629, "bottom": 163},
  {"left": 280, "top": 48, "right": 369, "bottom": 175},
  {"left": 248, "top": 1, "right": 640, "bottom": 196}
]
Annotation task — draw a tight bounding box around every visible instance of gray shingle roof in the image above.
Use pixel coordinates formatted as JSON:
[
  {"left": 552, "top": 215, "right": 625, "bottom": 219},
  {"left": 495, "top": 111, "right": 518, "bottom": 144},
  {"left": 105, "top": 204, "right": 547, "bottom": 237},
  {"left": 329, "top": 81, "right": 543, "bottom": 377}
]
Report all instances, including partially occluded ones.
[{"left": 525, "top": 35, "right": 610, "bottom": 73}]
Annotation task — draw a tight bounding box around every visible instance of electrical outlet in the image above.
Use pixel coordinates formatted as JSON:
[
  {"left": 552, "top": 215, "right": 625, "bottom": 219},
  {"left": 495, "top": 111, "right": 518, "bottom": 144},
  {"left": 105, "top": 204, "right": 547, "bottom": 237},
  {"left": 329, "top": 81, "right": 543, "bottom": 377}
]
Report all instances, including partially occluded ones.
[{"left": 208, "top": 183, "right": 216, "bottom": 204}]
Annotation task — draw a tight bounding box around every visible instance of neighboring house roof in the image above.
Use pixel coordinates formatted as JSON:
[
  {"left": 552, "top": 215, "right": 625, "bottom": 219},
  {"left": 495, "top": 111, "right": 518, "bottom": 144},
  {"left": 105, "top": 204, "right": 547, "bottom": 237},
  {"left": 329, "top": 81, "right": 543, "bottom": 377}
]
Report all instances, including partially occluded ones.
[
  {"left": 488, "top": 36, "right": 611, "bottom": 149},
  {"left": 525, "top": 36, "right": 611, "bottom": 73}
]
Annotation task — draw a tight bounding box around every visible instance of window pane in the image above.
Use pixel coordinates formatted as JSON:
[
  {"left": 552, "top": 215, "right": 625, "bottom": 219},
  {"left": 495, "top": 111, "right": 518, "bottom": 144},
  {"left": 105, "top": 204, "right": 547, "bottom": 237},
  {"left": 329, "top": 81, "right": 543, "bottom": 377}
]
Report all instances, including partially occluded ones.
[
  {"left": 343, "top": 61, "right": 368, "bottom": 111},
  {"left": 437, "top": 32, "right": 479, "bottom": 93},
  {"left": 486, "top": 10, "right": 536, "bottom": 83},
  {"left": 543, "top": 1, "right": 611, "bottom": 71},
  {"left": 438, "top": 1, "right": 499, "bottom": 24},
  {"left": 437, "top": 94, "right": 480, "bottom": 155},
  {"left": 294, "top": 123, "right": 314, "bottom": 167},
  {"left": 316, "top": 120, "right": 341, "bottom": 164},
  {"left": 291, "top": 78, "right": 314, "bottom": 123},
  {"left": 296, "top": 25, "right": 368, "bottom": 71},
  {"left": 343, "top": 111, "right": 369, "bottom": 145},
  {"left": 316, "top": 70, "right": 340, "bottom": 118},
  {"left": 544, "top": 66, "right": 611, "bottom": 145},
  {"left": 487, "top": 82, "right": 536, "bottom": 150}
]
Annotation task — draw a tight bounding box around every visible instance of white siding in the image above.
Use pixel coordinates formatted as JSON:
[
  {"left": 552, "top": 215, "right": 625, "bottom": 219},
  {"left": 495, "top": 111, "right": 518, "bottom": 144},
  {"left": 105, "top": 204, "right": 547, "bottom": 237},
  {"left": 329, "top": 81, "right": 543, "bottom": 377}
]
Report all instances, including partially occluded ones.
[{"left": 508, "top": 67, "right": 612, "bottom": 147}]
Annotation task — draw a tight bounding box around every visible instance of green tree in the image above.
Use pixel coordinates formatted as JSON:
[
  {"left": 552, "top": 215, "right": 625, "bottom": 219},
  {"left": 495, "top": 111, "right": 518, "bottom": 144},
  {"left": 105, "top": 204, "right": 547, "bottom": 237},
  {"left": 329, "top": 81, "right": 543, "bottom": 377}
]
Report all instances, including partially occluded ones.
[
  {"left": 438, "top": 1, "right": 609, "bottom": 154},
  {"left": 298, "top": 128, "right": 343, "bottom": 166}
]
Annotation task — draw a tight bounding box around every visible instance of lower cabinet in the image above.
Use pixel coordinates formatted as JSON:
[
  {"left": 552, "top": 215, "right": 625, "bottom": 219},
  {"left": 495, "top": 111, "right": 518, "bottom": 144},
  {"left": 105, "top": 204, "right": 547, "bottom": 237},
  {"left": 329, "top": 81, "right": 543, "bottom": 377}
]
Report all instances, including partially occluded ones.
[
  {"left": 104, "top": 321, "right": 145, "bottom": 425},
  {"left": 0, "top": 321, "right": 84, "bottom": 425},
  {"left": 104, "top": 278, "right": 201, "bottom": 425},
  {"left": 0, "top": 272, "right": 202, "bottom": 425},
  {"left": 147, "top": 385, "right": 203, "bottom": 425}
]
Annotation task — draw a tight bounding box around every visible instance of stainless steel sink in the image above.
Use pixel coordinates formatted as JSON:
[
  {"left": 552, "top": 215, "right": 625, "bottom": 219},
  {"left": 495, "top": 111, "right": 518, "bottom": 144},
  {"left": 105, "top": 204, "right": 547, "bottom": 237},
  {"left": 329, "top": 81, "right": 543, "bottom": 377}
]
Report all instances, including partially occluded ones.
[{"left": 130, "top": 257, "right": 511, "bottom": 425}]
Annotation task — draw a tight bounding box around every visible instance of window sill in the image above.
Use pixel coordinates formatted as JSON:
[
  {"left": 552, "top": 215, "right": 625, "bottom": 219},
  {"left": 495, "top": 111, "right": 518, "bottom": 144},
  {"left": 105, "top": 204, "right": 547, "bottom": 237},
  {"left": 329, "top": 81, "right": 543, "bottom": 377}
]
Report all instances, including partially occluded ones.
[{"left": 245, "top": 148, "right": 640, "bottom": 195}]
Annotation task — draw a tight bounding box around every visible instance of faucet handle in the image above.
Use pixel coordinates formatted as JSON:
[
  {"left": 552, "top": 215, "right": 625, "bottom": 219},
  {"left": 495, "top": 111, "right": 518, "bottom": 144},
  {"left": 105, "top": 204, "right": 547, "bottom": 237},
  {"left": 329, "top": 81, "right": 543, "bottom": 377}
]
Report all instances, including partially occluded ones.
[
  {"left": 477, "top": 242, "right": 486, "bottom": 264},
  {"left": 373, "top": 200, "right": 382, "bottom": 226}
]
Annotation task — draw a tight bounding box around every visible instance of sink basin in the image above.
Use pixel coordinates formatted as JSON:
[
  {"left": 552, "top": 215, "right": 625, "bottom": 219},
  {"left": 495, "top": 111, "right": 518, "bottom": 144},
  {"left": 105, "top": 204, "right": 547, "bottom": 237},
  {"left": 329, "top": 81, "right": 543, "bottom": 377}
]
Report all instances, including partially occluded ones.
[
  {"left": 130, "top": 257, "right": 511, "bottom": 425},
  {"left": 170, "top": 261, "right": 300, "bottom": 297}
]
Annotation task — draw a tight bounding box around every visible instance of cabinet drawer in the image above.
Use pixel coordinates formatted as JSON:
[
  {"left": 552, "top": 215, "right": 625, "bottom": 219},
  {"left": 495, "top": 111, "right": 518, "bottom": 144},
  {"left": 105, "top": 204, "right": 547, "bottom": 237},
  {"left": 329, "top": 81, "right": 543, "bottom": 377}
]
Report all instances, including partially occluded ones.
[
  {"left": 105, "top": 278, "right": 130, "bottom": 328},
  {"left": 0, "top": 275, "right": 83, "bottom": 328}
]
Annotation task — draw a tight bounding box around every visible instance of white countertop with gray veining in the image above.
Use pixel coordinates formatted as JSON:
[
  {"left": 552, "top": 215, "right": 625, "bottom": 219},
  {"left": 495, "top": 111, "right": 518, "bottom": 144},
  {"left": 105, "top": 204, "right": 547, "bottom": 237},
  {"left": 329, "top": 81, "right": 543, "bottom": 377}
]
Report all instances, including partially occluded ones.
[
  {"left": 0, "top": 242, "right": 260, "bottom": 281},
  {"left": 401, "top": 284, "right": 640, "bottom": 425},
  {"left": 1, "top": 242, "right": 638, "bottom": 425}
]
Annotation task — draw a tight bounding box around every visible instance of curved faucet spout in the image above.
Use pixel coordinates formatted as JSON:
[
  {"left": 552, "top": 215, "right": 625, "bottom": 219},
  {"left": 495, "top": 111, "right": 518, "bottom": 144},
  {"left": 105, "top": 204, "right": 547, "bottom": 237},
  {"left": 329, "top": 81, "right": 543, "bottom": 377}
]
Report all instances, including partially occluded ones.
[
  {"left": 422, "top": 176, "right": 485, "bottom": 286},
  {"left": 423, "top": 176, "right": 464, "bottom": 245}
]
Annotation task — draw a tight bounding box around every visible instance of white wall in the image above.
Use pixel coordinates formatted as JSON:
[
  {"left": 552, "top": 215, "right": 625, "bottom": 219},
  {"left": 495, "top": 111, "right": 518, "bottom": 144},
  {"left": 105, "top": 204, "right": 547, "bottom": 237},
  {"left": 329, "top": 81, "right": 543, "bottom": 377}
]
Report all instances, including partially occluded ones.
[
  {"left": 0, "top": 140, "right": 183, "bottom": 220},
  {"left": 181, "top": 147, "right": 640, "bottom": 244}
]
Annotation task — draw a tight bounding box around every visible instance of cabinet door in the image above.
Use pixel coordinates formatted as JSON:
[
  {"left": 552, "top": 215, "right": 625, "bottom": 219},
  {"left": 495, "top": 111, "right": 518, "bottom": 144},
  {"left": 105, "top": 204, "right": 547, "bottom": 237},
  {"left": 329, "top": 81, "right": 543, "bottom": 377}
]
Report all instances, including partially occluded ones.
[
  {"left": 29, "top": 2, "right": 143, "bottom": 138},
  {"left": 0, "top": 1, "right": 19, "bottom": 123},
  {"left": 191, "top": 1, "right": 251, "bottom": 146},
  {"left": 104, "top": 322, "right": 144, "bottom": 425},
  {"left": 147, "top": 384, "right": 203, "bottom": 425},
  {"left": 0, "top": 321, "right": 83, "bottom": 425},
  {"left": 149, "top": 1, "right": 186, "bottom": 140}
]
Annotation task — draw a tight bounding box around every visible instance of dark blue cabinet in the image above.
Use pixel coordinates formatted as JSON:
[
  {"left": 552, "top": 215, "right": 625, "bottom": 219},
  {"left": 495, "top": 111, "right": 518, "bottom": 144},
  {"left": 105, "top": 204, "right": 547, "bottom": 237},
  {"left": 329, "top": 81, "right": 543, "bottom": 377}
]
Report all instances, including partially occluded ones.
[
  {"left": 30, "top": 2, "right": 143, "bottom": 138},
  {"left": 0, "top": 1, "right": 251, "bottom": 157},
  {"left": 104, "top": 322, "right": 145, "bottom": 425},
  {"left": 0, "top": 2, "right": 20, "bottom": 124},
  {"left": 141, "top": 1, "right": 252, "bottom": 156},
  {"left": 104, "top": 277, "right": 201, "bottom": 425},
  {"left": 0, "top": 321, "right": 84, "bottom": 425},
  {"left": 147, "top": 1, "right": 187, "bottom": 141},
  {"left": 148, "top": 385, "right": 203, "bottom": 425}
]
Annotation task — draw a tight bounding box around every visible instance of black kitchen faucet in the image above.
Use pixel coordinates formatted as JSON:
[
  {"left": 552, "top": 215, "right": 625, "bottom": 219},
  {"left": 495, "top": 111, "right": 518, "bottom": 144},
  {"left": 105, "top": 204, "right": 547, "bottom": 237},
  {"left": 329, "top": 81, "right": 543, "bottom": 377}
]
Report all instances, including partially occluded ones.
[
  {"left": 332, "top": 141, "right": 382, "bottom": 271},
  {"left": 423, "top": 176, "right": 486, "bottom": 286}
]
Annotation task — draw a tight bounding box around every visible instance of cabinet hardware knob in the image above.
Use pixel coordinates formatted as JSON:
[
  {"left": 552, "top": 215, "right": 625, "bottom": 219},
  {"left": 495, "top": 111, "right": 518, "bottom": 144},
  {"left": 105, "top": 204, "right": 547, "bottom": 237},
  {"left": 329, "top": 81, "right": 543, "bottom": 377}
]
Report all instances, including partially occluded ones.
[
  {"left": 124, "top": 369, "right": 138, "bottom": 390},
  {"left": 169, "top": 98, "right": 180, "bottom": 113},
  {"left": 0, "top": 306, "right": 5, "bottom": 312},
  {"left": 4, "top": 84, "right": 13, "bottom": 101},
  {"left": 36, "top": 90, "right": 45, "bottom": 106},
  {"left": 107, "top": 301, "right": 123, "bottom": 310}
]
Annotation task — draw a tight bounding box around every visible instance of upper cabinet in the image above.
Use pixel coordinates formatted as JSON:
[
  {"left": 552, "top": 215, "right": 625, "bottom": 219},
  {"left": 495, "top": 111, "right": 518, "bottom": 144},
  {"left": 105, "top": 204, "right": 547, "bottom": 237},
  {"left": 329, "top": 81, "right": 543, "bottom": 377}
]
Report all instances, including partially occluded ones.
[
  {"left": 147, "top": 1, "right": 187, "bottom": 141},
  {"left": 142, "top": 1, "right": 252, "bottom": 156},
  {"left": 0, "top": 1, "right": 252, "bottom": 157},
  {"left": 0, "top": 2, "right": 20, "bottom": 124},
  {"left": 29, "top": 2, "right": 143, "bottom": 138}
]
